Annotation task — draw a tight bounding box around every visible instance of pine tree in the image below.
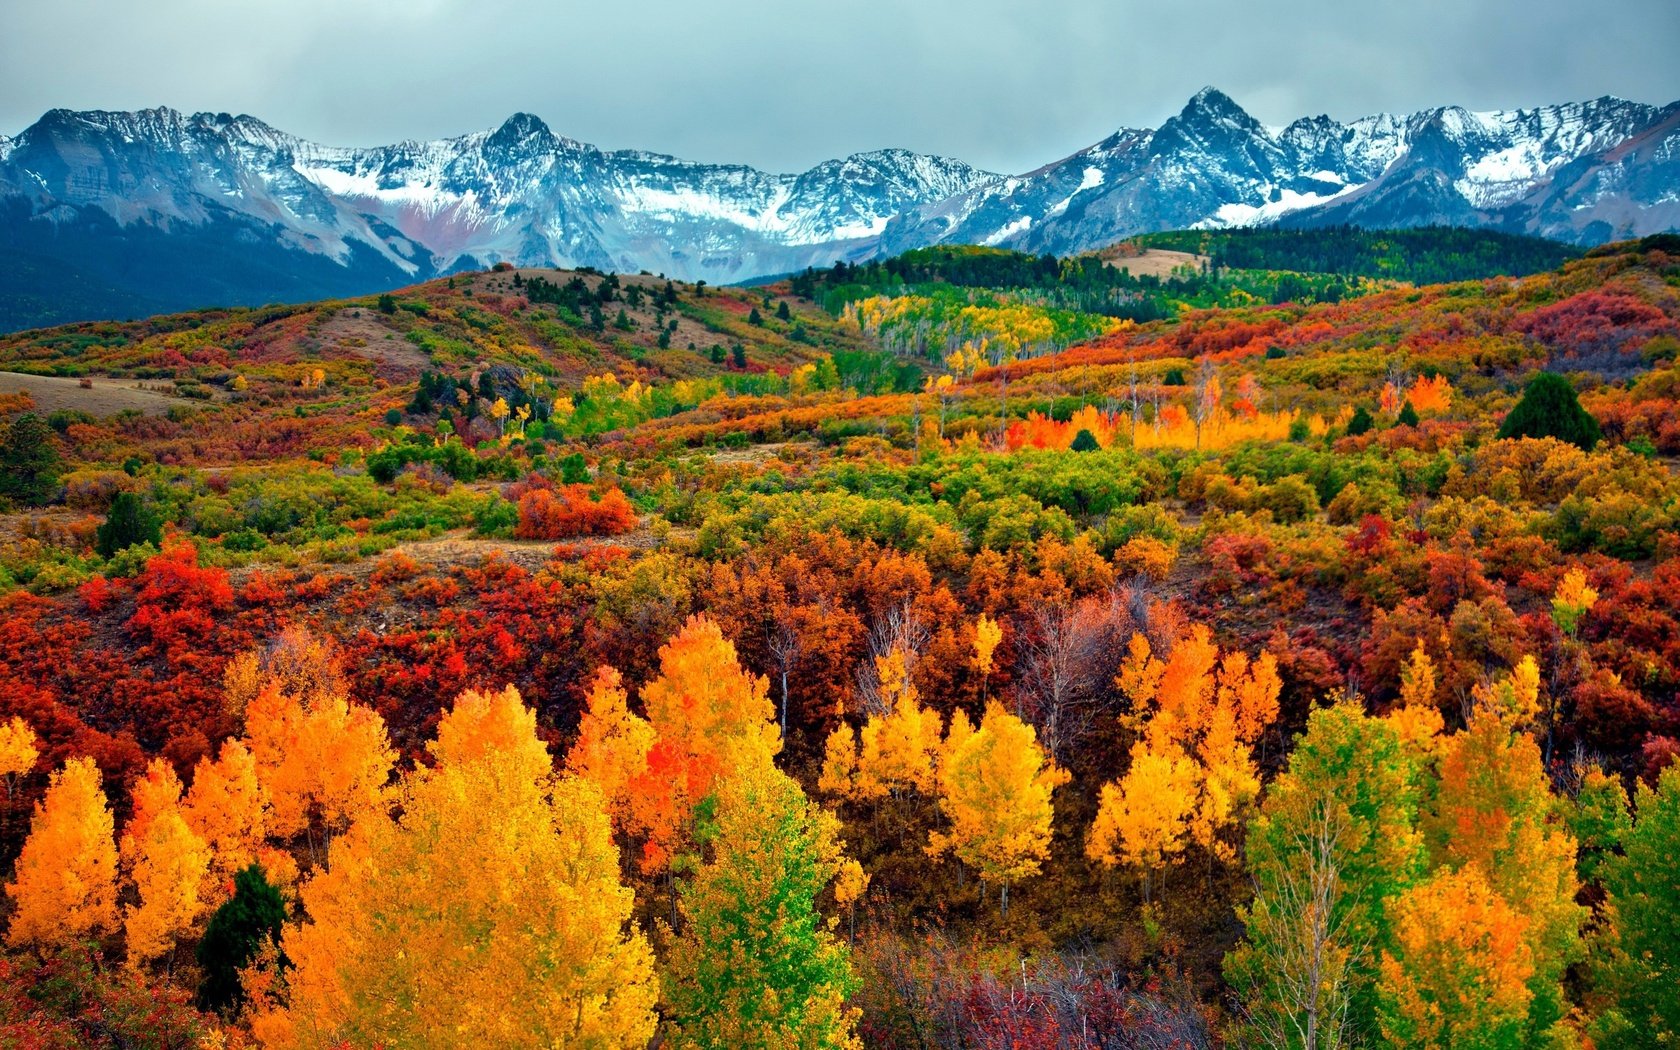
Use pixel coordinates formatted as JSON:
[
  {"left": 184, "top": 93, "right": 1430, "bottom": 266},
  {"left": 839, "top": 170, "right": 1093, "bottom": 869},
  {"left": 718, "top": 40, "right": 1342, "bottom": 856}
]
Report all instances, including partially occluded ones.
[
  {"left": 95, "top": 491, "right": 163, "bottom": 558},
  {"left": 1347, "top": 405, "right": 1375, "bottom": 436},
  {"left": 1497, "top": 372, "right": 1601, "bottom": 449},
  {"left": 197, "top": 864, "right": 287, "bottom": 1014},
  {"left": 0, "top": 413, "right": 63, "bottom": 507}
]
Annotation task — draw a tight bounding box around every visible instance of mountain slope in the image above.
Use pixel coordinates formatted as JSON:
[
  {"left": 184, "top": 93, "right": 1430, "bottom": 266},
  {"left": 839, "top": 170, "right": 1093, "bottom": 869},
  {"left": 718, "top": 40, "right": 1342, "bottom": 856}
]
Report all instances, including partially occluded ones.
[{"left": 2, "top": 89, "right": 1678, "bottom": 331}]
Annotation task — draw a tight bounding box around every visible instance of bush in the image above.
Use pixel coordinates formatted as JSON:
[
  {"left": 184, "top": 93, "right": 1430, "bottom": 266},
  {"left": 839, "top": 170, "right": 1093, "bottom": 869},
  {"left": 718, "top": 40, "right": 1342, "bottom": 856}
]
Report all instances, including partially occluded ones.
[{"left": 514, "top": 485, "right": 638, "bottom": 540}]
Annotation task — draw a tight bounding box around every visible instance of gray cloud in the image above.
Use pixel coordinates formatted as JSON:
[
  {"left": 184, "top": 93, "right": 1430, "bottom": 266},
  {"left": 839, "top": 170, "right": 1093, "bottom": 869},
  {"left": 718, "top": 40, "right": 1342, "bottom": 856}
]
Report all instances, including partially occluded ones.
[{"left": 3, "top": 0, "right": 1677, "bottom": 174}]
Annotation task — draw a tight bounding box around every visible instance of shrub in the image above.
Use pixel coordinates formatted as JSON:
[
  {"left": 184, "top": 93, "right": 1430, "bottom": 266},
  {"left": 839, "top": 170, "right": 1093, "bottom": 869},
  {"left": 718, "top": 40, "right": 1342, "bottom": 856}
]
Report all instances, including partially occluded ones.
[{"left": 514, "top": 485, "right": 638, "bottom": 540}]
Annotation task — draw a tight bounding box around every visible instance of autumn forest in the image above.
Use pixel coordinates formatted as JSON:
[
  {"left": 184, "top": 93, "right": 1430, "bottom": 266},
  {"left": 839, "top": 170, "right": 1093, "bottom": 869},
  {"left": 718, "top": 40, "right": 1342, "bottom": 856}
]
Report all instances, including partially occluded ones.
[{"left": 0, "top": 230, "right": 1678, "bottom": 1049}]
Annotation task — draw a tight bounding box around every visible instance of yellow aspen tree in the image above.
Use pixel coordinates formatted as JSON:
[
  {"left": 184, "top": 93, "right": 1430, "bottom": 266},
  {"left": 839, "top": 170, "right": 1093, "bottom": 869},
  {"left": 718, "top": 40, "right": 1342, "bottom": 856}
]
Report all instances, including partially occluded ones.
[
  {"left": 182, "top": 738, "right": 269, "bottom": 892},
  {"left": 928, "top": 702, "right": 1069, "bottom": 914},
  {"left": 1087, "top": 742, "right": 1199, "bottom": 893},
  {"left": 853, "top": 647, "right": 942, "bottom": 799},
  {"left": 119, "top": 758, "right": 184, "bottom": 868},
  {"left": 1551, "top": 567, "right": 1598, "bottom": 637},
  {"left": 251, "top": 688, "right": 657, "bottom": 1050},
  {"left": 1377, "top": 865, "right": 1536, "bottom": 1049},
  {"left": 0, "top": 716, "right": 38, "bottom": 807},
  {"left": 1426, "top": 706, "right": 1582, "bottom": 1042},
  {"left": 564, "top": 666, "right": 654, "bottom": 825},
  {"left": 1389, "top": 643, "right": 1446, "bottom": 753},
  {"left": 818, "top": 723, "right": 858, "bottom": 798},
  {"left": 6, "top": 756, "right": 119, "bottom": 947},
  {"left": 972, "top": 614, "right": 1003, "bottom": 699},
  {"left": 430, "top": 684, "right": 547, "bottom": 773},
  {"left": 1472, "top": 656, "right": 1543, "bottom": 727},
  {"left": 623, "top": 613, "right": 780, "bottom": 873},
  {"left": 124, "top": 805, "right": 210, "bottom": 966},
  {"left": 244, "top": 683, "right": 394, "bottom": 851}
]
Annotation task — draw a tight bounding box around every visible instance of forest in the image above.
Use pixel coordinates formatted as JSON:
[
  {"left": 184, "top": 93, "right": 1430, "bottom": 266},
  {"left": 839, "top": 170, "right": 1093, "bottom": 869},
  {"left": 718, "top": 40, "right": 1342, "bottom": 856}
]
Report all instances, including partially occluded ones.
[{"left": 0, "top": 231, "right": 1677, "bottom": 1049}]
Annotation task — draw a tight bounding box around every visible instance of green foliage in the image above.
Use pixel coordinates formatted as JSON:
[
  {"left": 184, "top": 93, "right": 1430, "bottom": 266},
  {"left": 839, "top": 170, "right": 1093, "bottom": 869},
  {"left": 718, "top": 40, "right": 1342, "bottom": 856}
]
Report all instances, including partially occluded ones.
[
  {"left": 1591, "top": 766, "right": 1680, "bottom": 1048},
  {"left": 0, "top": 414, "right": 64, "bottom": 507},
  {"left": 1396, "top": 401, "right": 1420, "bottom": 428},
  {"left": 1227, "top": 704, "right": 1428, "bottom": 1046},
  {"left": 1347, "top": 405, "right": 1374, "bottom": 436},
  {"left": 1136, "top": 226, "right": 1580, "bottom": 284},
  {"left": 665, "top": 758, "right": 858, "bottom": 1050},
  {"left": 196, "top": 865, "right": 287, "bottom": 1015},
  {"left": 1069, "top": 428, "right": 1101, "bottom": 452},
  {"left": 95, "top": 492, "right": 163, "bottom": 559},
  {"left": 1498, "top": 373, "right": 1602, "bottom": 450}
]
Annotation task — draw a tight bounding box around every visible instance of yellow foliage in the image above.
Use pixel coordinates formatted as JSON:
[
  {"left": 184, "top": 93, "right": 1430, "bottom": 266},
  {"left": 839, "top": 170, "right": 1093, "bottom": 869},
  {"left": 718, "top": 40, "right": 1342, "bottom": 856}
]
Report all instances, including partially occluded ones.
[
  {"left": 1472, "top": 656, "right": 1543, "bottom": 727},
  {"left": 245, "top": 684, "right": 394, "bottom": 843},
  {"left": 834, "top": 857, "right": 870, "bottom": 908},
  {"left": 0, "top": 716, "right": 39, "bottom": 783},
  {"left": 818, "top": 723, "right": 858, "bottom": 797},
  {"left": 1378, "top": 865, "right": 1535, "bottom": 1049},
  {"left": 6, "top": 757, "right": 119, "bottom": 947},
  {"left": 183, "top": 738, "right": 267, "bottom": 892},
  {"left": 125, "top": 806, "right": 210, "bottom": 966},
  {"left": 120, "top": 758, "right": 184, "bottom": 869},
  {"left": 1552, "top": 566, "right": 1599, "bottom": 636},
  {"left": 972, "top": 615, "right": 1003, "bottom": 678},
  {"left": 431, "top": 684, "right": 548, "bottom": 778},
  {"left": 854, "top": 648, "right": 942, "bottom": 799},
  {"left": 1086, "top": 742, "right": 1199, "bottom": 871},
  {"left": 252, "top": 696, "right": 657, "bottom": 1050},
  {"left": 565, "top": 667, "right": 654, "bottom": 824},
  {"left": 927, "top": 702, "right": 1068, "bottom": 892}
]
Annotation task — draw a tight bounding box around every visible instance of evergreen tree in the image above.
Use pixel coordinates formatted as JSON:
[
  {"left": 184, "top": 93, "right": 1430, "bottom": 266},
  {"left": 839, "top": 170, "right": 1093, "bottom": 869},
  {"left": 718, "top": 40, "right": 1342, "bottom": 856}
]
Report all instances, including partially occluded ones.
[
  {"left": 732, "top": 345, "right": 748, "bottom": 368},
  {"left": 197, "top": 864, "right": 287, "bottom": 1014},
  {"left": 558, "top": 452, "right": 590, "bottom": 485},
  {"left": 776, "top": 301, "right": 792, "bottom": 322},
  {"left": 748, "top": 307, "right": 764, "bottom": 326},
  {"left": 95, "top": 491, "right": 163, "bottom": 558},
  {"left": 1497, "top": 372, "right": 1601, "bottom": 449},
  {"left": 1397, "top": 400, "right": 1420, "bottom": 428},
  {"left": 0, "top": 414, "right": 63, "bottom": 507},
  {"left": 1347, "top": 405, "right": 1375, "bottom": 436},
  {"left": 376, "top": 293, "right": 395, "bottom": 314},
  {"left": 1069, "top": 428, "right": 1101, "bottom": 452}
]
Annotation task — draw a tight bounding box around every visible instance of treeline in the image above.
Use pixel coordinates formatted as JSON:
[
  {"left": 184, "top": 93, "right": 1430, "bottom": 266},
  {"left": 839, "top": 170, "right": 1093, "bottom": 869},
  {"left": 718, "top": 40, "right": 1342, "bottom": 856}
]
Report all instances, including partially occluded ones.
[
  {"left": 790, "top": 244, "right": 1367, "bottom": 320},
  {"left": 1135, "top": 225, "right": 1582, "bottom": 284}
]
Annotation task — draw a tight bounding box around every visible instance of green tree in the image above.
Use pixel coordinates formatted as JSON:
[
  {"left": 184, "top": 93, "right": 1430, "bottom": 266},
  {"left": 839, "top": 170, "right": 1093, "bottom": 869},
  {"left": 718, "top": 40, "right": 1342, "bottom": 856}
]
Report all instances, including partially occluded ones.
[
  {"left": 1591, "top": 765, "right": 1680, "bottom": 1048},
  {"left": 95, "top": 491, "right": 162, "bottom": 558},
  {"left": 665, "top": 751, "right": 860, "bottom": 1050},
  {"left": 1396, "top": 400, "right": 1420, "bottom": 428},
  {"left": 197, "top": 864, "right": 287, "bottom": 1014},
  {"left": 776, "top": 301, "right": 792, "bottom": 322},
  {"left": 1346, "top": 405, "right": 1375, "bottom": 437},
  {"left": 748, "top": 307, "right": 764, "bottom": 326},
  {"left": 1497, "top": 372, "right": 1601, "bottom": 450},
  {"left": 1069, "top": 428, "right": 1101, "bottom": 452},
  {"left": 1226, "top": 703, "right": 1429, "bottom": 1049},
  {"left": 376, "top": 293, "right": 395, "bottom": 314},
  {"left": 0, "top": 414, "right": 63, "bottom": 507}
]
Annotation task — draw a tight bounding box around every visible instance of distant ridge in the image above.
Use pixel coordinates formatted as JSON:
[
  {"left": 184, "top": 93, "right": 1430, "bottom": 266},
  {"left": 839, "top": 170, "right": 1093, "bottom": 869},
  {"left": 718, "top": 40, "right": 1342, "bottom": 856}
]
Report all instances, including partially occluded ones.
[{"left": 2, "top": 88, "right": 1678, "bottom": 330}]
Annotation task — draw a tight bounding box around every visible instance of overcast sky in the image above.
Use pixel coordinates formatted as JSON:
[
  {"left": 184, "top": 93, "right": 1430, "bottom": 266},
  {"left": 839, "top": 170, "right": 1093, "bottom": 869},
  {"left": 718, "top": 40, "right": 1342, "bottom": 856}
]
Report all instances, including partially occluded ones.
[{"left": 4, "top": 0, "right": 1678, "bottom": 174}]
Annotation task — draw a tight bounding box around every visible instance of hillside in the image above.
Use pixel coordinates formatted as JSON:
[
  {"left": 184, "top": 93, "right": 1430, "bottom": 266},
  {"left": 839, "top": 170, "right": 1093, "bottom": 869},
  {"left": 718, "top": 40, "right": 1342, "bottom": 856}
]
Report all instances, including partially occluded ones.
[{"left": 1, "top": 234, "right": 1679, "bottom": 1046}]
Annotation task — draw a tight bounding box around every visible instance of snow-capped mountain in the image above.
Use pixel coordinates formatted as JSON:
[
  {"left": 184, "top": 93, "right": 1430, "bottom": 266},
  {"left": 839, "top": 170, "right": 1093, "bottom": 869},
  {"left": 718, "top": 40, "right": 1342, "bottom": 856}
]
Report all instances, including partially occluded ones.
[
  {"left": 881, "top": 88, "right": 1680, "bottom": 256},
  {"left": 2, "top": 88, "right": 1678, "bottom": 329}
]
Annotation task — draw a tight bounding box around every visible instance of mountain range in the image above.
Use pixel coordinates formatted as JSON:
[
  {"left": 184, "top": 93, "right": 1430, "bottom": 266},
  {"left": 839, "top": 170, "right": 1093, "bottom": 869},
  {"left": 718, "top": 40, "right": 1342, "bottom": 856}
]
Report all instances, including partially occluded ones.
[{"left": 3, "top": 87, "right": 1678, "bottom": 330}]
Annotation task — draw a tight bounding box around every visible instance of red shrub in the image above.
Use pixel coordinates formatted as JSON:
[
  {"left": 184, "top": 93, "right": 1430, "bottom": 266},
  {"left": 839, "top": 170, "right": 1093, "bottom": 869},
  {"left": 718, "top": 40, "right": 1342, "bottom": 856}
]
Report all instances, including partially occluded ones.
[{"left": 514, "top": 485, "right": 637, "bottom": 540}]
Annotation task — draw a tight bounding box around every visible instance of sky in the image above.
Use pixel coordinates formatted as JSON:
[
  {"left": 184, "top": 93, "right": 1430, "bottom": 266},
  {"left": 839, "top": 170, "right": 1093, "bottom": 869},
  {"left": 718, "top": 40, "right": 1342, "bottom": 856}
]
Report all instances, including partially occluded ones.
[{"left": 4, "top": 0, "right": 1678, "bottom": 175}]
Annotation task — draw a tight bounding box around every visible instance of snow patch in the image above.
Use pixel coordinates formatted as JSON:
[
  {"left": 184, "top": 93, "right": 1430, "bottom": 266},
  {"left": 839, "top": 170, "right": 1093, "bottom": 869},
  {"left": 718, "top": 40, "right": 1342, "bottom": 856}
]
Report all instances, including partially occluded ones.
[{"left": 984, "top": 215, "right": 1032, "bottom": 245}]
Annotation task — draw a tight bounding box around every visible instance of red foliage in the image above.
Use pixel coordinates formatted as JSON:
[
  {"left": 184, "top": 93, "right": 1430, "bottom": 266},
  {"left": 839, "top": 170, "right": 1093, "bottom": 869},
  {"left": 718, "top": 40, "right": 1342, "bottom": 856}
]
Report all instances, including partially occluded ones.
[{"left": 514, "top": 485, "right": 638, "bottom": 540}]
